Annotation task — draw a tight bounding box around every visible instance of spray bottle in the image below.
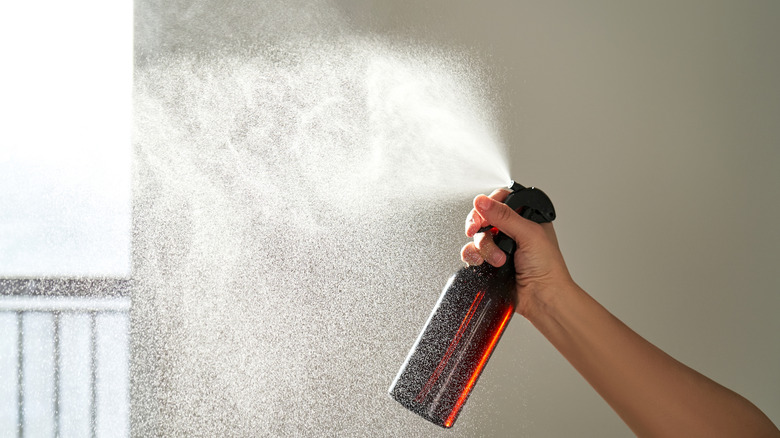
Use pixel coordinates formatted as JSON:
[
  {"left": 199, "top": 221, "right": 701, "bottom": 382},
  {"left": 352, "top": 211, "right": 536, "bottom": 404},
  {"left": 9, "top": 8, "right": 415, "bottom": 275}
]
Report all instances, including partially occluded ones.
[{"left": 389, "top": 181, "right": 556, "bottom": 428}]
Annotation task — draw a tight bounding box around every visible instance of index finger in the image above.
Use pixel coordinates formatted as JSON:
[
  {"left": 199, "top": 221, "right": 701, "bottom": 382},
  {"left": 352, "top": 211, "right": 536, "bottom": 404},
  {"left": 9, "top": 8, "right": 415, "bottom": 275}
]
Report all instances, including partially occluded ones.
[
  {"left": 473, "top": 194, "right": 543, "bottom": 247},
  {"left": 465, "top": 188, "right": 511, "bottom": 237}
]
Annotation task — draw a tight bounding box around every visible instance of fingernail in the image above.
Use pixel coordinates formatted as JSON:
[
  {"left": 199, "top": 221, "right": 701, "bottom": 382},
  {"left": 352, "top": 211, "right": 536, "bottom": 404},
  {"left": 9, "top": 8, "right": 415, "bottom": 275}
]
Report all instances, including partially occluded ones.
[
  {"left": 489, "top": 251, "right": 505, "bottom": 266},
  {"left": 476, "top": 196, "right": 491, "bottom": 211}
]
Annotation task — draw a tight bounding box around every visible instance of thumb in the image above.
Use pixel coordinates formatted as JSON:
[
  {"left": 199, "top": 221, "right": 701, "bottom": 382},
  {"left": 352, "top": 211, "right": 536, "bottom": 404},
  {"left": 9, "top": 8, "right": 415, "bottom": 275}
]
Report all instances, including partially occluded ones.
[{"left": 473, "top": 194, "right": 539, "bottom": 245}]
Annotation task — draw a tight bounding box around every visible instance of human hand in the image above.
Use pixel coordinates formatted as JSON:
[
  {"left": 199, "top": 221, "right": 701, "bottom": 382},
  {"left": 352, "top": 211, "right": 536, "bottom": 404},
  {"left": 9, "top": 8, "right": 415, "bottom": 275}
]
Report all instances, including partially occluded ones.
[{"left": 461, "top": 189, "right": 575, "bottom": 317}]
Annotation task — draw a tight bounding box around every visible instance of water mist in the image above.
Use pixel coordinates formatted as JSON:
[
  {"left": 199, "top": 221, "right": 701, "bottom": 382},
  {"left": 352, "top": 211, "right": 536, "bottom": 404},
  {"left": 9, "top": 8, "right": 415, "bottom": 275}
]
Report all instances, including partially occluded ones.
[{"left": 133, "top": 1, "right": 513, "bottom": 436}]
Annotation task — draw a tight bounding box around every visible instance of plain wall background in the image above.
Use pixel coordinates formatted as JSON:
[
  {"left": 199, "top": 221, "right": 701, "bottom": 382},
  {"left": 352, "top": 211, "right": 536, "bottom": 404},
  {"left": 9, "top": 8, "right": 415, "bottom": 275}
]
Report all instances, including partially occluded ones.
[{"left": 336, "top": 1, "right": 780, "bottom": 436}]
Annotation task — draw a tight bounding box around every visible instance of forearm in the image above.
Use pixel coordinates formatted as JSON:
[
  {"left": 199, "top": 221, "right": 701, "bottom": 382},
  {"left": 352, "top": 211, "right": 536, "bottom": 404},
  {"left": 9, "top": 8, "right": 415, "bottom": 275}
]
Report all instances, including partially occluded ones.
[{"left": 525, "top": 282, "right": 780, "bottom": 438}]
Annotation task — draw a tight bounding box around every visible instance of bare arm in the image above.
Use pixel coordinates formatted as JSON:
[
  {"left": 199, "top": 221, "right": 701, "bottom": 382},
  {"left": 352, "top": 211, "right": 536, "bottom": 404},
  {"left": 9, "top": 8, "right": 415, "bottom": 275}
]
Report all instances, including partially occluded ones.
[{"left": 462, "top": 191, "right": 779, "bottom": 437}]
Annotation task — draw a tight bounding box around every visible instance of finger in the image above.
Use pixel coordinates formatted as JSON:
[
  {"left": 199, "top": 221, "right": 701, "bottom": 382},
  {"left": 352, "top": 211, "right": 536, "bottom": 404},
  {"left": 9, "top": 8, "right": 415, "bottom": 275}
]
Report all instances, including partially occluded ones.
[
  {"left": 465, "top": 209, "right": 485, "bottom": 237},
  {"left": 473, "top": 194, "right": 542, "bottom": 246},
  {"left": 474, "top": 231, "right": 507, "bottom": 267},
  {"left": 460, "top": 242, "right": 484, "bottom": 266},
  {"left": 466, "top": 188, "right": 511, "bottom": 236},
  {"left": 488, "top": 188, "right": 510, "bottom": 202}
]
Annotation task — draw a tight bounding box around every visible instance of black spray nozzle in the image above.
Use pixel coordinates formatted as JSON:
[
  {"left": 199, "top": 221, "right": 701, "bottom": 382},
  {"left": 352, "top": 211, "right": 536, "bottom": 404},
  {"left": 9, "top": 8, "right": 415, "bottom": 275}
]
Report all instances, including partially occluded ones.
[
  {"left": 507, "top": 180, "right": 525, "bottom": 192},
  {"left": 476, "top": 180, "right": 556, "bottom": 255}
]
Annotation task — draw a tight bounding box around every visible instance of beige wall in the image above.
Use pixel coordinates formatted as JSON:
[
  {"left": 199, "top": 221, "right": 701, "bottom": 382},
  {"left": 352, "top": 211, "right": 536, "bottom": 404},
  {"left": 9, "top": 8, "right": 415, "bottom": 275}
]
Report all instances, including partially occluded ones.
[{"left": 338, "top": 1, "right": 780, "bottom": 435}]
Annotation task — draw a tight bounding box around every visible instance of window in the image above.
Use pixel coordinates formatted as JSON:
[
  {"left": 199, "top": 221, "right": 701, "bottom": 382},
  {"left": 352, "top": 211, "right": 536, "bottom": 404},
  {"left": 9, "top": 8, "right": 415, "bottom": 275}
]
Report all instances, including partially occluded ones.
[{"left": 0, "top": 1, "right": 133, "bottom": 437}]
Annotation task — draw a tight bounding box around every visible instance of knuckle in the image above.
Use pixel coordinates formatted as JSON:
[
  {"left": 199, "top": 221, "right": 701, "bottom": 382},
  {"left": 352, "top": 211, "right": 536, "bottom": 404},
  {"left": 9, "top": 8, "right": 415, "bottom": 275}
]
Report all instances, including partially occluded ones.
[{"left": 474, "top": 232, "right": 492, "bottom": 249}]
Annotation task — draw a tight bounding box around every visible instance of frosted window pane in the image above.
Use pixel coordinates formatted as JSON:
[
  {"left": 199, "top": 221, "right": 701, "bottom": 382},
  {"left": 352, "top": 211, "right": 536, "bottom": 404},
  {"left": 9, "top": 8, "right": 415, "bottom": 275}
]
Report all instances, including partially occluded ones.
[
  {"left": 0, "top": 0, "right": 133, "bottom": 277},
  {"left": 95, "top": 313, "right": 130, "bottom": 437},
  {"left": 22, "top": 313, "right": 55, "bottom": 437},
  {"left": 59, "top": 313, "right": 93, "bottom": 437},
  {"left": 0, "top": 313, "right": 19, "bottom": 436}
]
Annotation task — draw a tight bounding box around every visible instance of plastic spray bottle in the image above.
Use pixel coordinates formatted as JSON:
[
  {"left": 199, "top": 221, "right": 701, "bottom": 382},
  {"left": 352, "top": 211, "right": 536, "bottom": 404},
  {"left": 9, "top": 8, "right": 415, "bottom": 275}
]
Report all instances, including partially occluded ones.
[{"left": 389, "top": 181, "right": 556, "bottom": 428}]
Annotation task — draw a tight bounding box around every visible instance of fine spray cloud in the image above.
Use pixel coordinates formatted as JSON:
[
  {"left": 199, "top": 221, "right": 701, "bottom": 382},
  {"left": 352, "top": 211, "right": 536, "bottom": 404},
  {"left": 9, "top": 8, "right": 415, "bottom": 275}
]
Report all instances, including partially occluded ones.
[{"left": 133, "top": 1, "right": 513, "bottom": 436}]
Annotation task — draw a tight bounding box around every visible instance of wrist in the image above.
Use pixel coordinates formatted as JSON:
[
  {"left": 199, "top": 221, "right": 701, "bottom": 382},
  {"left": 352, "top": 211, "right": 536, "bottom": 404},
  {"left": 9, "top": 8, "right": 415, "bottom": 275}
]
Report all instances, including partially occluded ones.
[{"left": 517, "top": 278, "right": 583, "bottom": 325}]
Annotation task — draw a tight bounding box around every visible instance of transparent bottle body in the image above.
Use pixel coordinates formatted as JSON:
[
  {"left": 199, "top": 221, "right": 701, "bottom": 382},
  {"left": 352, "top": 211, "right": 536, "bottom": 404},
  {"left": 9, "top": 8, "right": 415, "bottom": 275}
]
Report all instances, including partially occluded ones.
[{"left": 389, "top": 262, "right": 516, "bottom": 428}]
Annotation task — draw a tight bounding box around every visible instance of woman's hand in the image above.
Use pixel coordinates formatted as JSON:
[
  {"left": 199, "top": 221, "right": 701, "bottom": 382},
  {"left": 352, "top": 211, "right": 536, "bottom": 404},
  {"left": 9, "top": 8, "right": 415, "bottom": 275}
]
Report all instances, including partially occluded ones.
[{"left": 460, "top": 189, "right": 575, "bottom": 317}]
